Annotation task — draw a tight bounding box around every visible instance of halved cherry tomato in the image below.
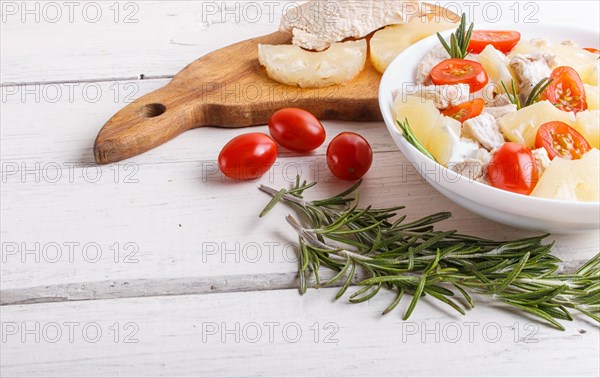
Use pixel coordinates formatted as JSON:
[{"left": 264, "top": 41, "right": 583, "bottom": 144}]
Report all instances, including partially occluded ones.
[
  {"left": 268, "top": 108, "right": 326, "bottom": 153},
  {"left": 218, "top": 133, "right": 278, "bottom": 180},
  {"left": 327, "top": 132, "right": 373, "bottom": 180},
  {"left": 430, "top": 58, "right": 489, "bottom": 93},
  {"left": 468, "top": 30, "right": 521, "bottom": 54},
  {"left": 542, "top": 66, "right": 587, "bottom": 113},
  {"left": 535, "top": 121, "right": 591, "bottom": 160},
  {"left": 583, "top": 47, "right": 600, "bottom": 54},
  {"left": 442, "top": 98, "right": 485, "bottom": 123},
  {"left": 487, "top": 142, "right": 539, "bottom": 195}
]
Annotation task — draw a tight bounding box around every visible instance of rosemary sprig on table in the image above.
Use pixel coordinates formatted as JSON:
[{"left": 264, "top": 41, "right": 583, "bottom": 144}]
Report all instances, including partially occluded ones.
[
  {"left": 437, "top": 13, "right": 474, "bottom": 59},
  {"left": 396, "top": 118, "right": 436, "bottom": 162},
  {"left": 502, "top": 77, "right": 553, "bottom": 110},
  {"left": 259, "top": 178, "right": 600, "bottom": 330}
]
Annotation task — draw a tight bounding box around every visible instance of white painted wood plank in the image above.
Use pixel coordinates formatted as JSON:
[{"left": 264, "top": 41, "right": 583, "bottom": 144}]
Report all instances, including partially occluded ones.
[
  {"left": 2, "top": 81, "right": 598, "bottom": 296},
  {"left": 0, "top": 80, "right": 396, "bottom": 165},
  {"left": 7, "top": 147, "right": 595, "bottom": 291},
  {"left": 1, "top": 0, "right": 280, "bottom": 83},
  {"left": 1, "top": 288, "right": 598, "bottom": 377},
  {"left": 2, "top": 1, "right": 599, "bottom": 84}
]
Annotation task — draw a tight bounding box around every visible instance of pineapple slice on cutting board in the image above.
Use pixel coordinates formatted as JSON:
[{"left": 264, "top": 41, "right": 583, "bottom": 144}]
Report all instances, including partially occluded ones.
[
  {"left": 258, "top": 40, "right": 367, "bottom": 88},
  {"left": 531, "top": 149, "right": 600, "bottom": 202},
  {"left": 370, "top": 16, "right": 458, "bottom": 74}
]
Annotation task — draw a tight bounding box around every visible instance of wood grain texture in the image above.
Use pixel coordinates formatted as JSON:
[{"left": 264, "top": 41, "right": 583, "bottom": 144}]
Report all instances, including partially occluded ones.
[
  {"left": 2, "top": 1, "right": 598, "bottom": 85},
  {"left": 93, "top": 31, "right": 383, "bottom": 165},
  {"left": 1, "top": 288, "right": 598, "bottom": 377},
  {"left": 2, "top": 1, "right": 600, "bottom": 376},
  {"left": 0, "top": 1, "right": 279, "bottom": 84},
  {"left": 2, "top": 79, "right": 598, "bottom": 299}
]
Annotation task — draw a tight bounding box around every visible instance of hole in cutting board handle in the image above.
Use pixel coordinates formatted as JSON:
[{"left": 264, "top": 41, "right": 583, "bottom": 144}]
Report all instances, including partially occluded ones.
[{"left": 139, "top": 103, "right": 166, "bottom": 118}]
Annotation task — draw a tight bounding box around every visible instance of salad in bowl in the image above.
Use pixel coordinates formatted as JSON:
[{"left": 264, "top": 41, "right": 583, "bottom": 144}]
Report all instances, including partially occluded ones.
[{"left": 380, "top": 16, "right": 600, "bottom": 232}]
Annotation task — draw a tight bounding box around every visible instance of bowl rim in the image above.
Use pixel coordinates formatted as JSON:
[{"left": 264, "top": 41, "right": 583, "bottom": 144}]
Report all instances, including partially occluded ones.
[{"left": 379, "top": 23, "right": 600, "bottom": 210}]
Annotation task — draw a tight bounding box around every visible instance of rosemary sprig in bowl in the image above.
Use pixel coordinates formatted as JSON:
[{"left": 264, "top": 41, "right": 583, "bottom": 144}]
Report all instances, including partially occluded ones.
[
  {"left": 396, "top": 118, "right": 437, "bottom": 163},
  {"left": 259, "top": 178, "right": 600, "bottom": 330},
  {"left": 437, "top": 13, "right": 474, "bottom": 59},
  {"left": 502, "top": 77, "right": 553, "bottom": 109}
]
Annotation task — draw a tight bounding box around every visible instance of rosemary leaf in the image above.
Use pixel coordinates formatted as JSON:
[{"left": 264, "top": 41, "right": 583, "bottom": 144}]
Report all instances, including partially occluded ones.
[
  {"left": 396, "top": 119, "right": 437, "bottom": 163},
  {"left": 453, "top": 284, "right": 475, "bottom": 308},
  {"left": 336, "top": 261, "right": 356, "bottom": 300},
  {"left": 404, "top": 274, "right": 428, "bottom": 320},
  {"left": 382, "top": 288, "right": 404, "bottom": 315},
  {"left": 350, "top": 283, "right": 383, "bottom": 304},
  {"left": 425, "top": 287, "right": 466, "bottom": 315},
  {"left": 502, "top": 79, "right": 522, "bottom": 110},
  {"left": 495, "top": 252, "right": 530, "bottom": 292},
  {"left": 259, "top": 188, "right": 288, "bottom": 217},
  {"left": 525, "top": 77, "right": 553, "bottom": 107}
]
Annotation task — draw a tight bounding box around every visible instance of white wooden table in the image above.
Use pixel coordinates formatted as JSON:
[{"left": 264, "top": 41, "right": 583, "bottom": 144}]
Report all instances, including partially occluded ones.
[{"left": 1, "top": 1, "right": 599, "bottom": 376}]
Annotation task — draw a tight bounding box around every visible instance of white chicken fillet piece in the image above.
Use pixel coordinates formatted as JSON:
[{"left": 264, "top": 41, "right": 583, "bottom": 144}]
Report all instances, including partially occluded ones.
[
  {"left": 483, "top": 104, "right": 518, "bottom": 120},
  {"left": 280, "top": 0, "right": 420, "bottom": 51},
  {"left": 404, "top": 84, "right": 470, "bottom": 110},
  {"left": 532, "top": 148, "right": 552, "bottom": 175},
  {"left": 462, "top": 113, "right": 506, "bottom": 151},
  {"left": 510, "top": 52, "right": 552, "bottom": 103},
  {"left": 416, "top": 45, "right": 449, "bottom": 83}
]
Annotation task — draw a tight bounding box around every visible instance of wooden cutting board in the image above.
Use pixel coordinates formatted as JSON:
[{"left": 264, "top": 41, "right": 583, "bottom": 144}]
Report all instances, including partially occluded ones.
[
  {"left": 94, "top": 5, "right": 457, "bottom": 164},
  {"left": 93, "top": 32, "right": 381, "bottom": 164}
]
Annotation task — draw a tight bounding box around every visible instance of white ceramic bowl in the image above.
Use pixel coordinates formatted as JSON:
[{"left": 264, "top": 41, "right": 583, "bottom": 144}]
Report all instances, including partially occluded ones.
[{"left": 379, "top": 23, "right": 600, "bottom": 234}]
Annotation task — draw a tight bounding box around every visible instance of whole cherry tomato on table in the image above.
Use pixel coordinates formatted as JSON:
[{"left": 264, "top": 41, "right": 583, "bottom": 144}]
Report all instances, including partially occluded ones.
[
  {"left": 467, "top": 30, "right": 521, "bottom": 54},
  {"left": 268, "top": 108, "right": 326, "bottom": 152},
  {"left": 535, "top": 121, "right": 591, "bottom": 160},
  {"left": 442, "top": 98, "right": 485, "bottom": 123},
  {"left": 541, "top": 66, "right": 587, "bottom": 113},
  {"left": 327, "top": 132, "right": 373, "bottom": 180},
  {"left": 430, "top": 58, "right": 489, "bottom": 93},
  {"left": 487, "top": 142, "right": 539, "bottom": 196},
  {"left": 218, "top": 133, "right": 278, "bottom": 180}
]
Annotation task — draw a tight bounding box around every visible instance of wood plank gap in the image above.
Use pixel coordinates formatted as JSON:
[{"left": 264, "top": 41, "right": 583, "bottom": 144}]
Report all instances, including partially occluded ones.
[
  {"left": 0, "top": 271, "right": 358, "bottom": 307},
  {"left": 1, "top": 75, "right": 174, "bottom": 87},
  {"left": 1, "top": 256, "right": 590, "bottom": 307}
]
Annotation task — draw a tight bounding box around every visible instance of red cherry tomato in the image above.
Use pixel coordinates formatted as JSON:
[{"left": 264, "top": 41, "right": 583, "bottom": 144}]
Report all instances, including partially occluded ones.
[
  {"left": 441, "top": 98, "right": 485, "bottom": 123},
  {"left": 218, "top": 133, "right": 278, "bottom": 180},
  {"left": 268, "top": 108, "right": 326, "bottom": 152},
  {"left": 535, "top": 121, "right": 591, "bottom": 160},
  {"left": 583, "top": 47, "right": 600, "bottom": 54},
  {"left": 430, "top": 58, "right": 489, "bottom": 93},
  {"left": 327, "top": 132, "right": 373, "bottom": 180},
  {"left": 542, "top": 66, "right": 587, "bottom": 113},
  {"left": 467, "top": 30, "right": 521, "bottom": 54},
  {"left": 487, "top": 142, "right": 539, "bottom": 196}
]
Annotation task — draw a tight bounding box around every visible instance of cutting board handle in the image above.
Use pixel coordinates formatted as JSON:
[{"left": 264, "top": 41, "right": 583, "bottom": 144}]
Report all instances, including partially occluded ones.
[{"left": 94, "top": 85, "right": 200, "bottom": 164}]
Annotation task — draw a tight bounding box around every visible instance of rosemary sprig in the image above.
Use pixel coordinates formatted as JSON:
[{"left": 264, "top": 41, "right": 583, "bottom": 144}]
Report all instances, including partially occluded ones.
[
  {"left": 502, "top": 79, "right": 521, "bottom": 109},
  {"left": 396, "top": 118, "right": 437, "bottom": 163},
  {"left": 437, "top": 13, "right": 474, "bottom": 59},
  {"left": 501, "top": 77, "right": 553, "bottom": 110},
  {"left": 259, "top": 179, "right": 600, "bottom": 330},
  {"left": 525, "top": 77, "right": 553, "bottom": 107}
]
